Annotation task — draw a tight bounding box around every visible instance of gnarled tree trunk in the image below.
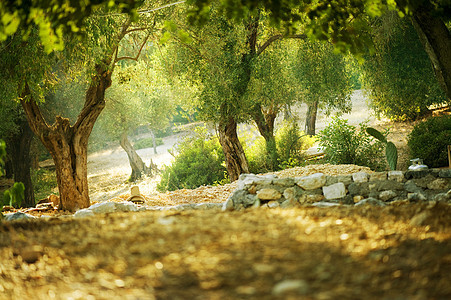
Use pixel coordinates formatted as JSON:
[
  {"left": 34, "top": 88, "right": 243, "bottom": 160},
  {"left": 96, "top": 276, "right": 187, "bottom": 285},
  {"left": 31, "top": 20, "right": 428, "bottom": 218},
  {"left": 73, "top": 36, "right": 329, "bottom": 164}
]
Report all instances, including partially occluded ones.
[
  {"left": 21, "top": 62, "right": 112, "bottom": 212},
  {"left": 251, "top": 104, "right": 278, "bottom": 171},
  {"left": 411, "top": 8, "right": 451, "bottom": 99},
  {"left": 7, "top": 117, "right": 35, "bottom": 207},
  {"left": 305, "top": 100, "right": 318, "bottom": 136},
  {"left": 120, "top": 132, "right": 152, "bottom": 181},
  {"left": 218, "top": 116, "right": 249, "bottom": 182}
]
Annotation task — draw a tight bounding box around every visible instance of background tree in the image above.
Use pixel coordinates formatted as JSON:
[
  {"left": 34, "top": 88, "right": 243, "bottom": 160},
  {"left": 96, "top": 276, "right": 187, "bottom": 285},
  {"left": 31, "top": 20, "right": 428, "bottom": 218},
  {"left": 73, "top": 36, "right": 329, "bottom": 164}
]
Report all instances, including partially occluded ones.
[
  {"left": 362, "top": 12, "right": 448, "bottom": 120},
  {"left": 292, "top": 40, "right": 352, "bottom": 135},
  {"left": 98, "top": 59, "right": 177, "bottom": 181},
  {"left": 189, "top": 0, "right": 451, "bottom": 100}
]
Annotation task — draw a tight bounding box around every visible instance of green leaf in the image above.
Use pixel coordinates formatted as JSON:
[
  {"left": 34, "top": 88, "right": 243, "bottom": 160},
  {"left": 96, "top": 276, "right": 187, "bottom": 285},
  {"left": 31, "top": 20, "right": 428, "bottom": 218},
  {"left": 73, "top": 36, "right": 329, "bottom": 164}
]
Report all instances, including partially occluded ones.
[
  {"left": 366, "top": 127, "right": 387, "bottom": 143},
  {"left": 386, "top": 141, "right": 398, "bottom": 170}
]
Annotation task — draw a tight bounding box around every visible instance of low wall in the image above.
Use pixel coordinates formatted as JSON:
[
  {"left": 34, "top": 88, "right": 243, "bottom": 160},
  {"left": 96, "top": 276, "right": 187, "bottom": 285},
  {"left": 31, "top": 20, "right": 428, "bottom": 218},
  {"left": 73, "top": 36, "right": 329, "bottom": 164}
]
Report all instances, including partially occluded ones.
[{"left": 223, "top": 169, "right": 451, "bottom": 210}]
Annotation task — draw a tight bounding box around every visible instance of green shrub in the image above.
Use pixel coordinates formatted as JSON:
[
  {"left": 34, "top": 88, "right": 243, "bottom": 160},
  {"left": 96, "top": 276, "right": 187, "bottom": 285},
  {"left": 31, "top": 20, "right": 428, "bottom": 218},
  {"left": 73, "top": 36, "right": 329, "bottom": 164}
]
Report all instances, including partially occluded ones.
[
  {"left": 133, "top": 137, "right": 164, "bottom": 150},
  {"left": 157, "top": 128, "right": 227, "bottom": 192},
  {"left": 246, "top": 121, "right": 315, "bottom": 173},
  {"left": 318, "top": 117, "right": 386, "bottom": 170},
  {"left": 408, "top": 115, "right": 451, "bottom": 168},
  {"left": 32, "top": 168, "right": 58, "bottom": 201}
]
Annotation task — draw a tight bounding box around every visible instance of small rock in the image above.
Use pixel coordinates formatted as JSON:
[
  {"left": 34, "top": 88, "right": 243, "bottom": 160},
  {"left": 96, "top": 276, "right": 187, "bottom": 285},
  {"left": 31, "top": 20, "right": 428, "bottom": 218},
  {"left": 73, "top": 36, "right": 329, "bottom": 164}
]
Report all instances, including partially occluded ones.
[
  {"left": 353, "top": 195, "right": 365, "bottom": 203},
  {"left": 4, "top": 212, "right": 36, "bottom": 221},
  {"left": 311, "top": 202, "right": 340, "bottom": 207},
  {"left": 370, "top": 172, "right": 387, "bottom": 181},
  {"left": 352, "top": 172, "right": 369, "bottom": 183},
  {"left": 299, "top": 194, "right": 325, "bottom": 204},
  {"left": 379, "top": 190, "right": 398, "bottom": 201},
  {"left": 272, "top": 279, "right": 309, "bottom": 296},
  {"left": 407, "top": 192, "right": 427, "bottom": 202},
  {"left": 222, "top": 197, "right": 234, "bottom": 211},
  {"left": 355, "top": 198, "right": 386, "bottom": 206},
  {"left": 295, "top": 173, "right": 326, "bottom": 190},
  {"left": 322, "top": 182, "right": 346, "bottom": 200},
  {"left": 89, "top": 202, "right": 117, "bottom": 214},
  {"left": 388, "top": 171, "right": 404, "bottom": 182},
  {"left": 74, "top": 209, "right": 95, "bottom": 218},
  {"left": 280, "top": 198, "right": 300, "bottom": 208},
  {"left": 267, "top": 201, "right": 280, "bottom": 208},
  {"left": 438, "top": 169, "right": 451, "bottom": 178},
  {"left": 427, "top": 178, "right": 450, "bottom": 190},
  {"left": 257, "top": 188, "right": 282, "bottom": 200},
  {"left": 283, "top": 187, "right": 297, "bottom": 202},
  {"left": 404, "top": 180, "right": 422, "bottom": 193}
]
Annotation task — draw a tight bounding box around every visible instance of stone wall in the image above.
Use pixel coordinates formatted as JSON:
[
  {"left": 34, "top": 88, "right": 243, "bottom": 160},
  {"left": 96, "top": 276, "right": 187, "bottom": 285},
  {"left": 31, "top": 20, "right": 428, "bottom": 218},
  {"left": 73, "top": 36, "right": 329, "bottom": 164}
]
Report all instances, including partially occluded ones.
[{"left": 223, "top": 169, "right": 451, "bottom": 211}]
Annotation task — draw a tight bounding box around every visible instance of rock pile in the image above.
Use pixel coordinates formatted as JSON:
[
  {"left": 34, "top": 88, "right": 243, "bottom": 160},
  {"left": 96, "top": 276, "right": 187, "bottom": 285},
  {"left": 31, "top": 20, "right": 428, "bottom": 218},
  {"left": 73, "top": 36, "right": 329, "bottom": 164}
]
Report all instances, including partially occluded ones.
[{"left": 223, "top": 169, "right": 451, "bottom": 210}]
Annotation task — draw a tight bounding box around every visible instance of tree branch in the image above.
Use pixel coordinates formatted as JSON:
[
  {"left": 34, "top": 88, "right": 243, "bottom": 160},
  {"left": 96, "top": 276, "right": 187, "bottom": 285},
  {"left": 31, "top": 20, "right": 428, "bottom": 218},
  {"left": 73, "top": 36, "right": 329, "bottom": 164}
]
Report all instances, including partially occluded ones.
[
  {"left": 257, "top": 34, "right": 307, "bottom": 56},
  {"left": 115, "top": 31, "right": 151, "bottom": 63}
]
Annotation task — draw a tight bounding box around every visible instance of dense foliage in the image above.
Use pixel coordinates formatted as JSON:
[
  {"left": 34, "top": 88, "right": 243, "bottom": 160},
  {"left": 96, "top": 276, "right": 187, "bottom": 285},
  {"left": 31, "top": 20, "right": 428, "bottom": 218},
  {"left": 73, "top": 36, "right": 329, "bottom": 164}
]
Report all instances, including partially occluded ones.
[
  {"left": 362, "top": 13, "right": 447, "bottom": 120},
  {"left": 408, "top": 115, "right": 451, "bottom": 168},
  {"left": 157, "top": 128, "right": 227, "bottom": 192},
  {"left": 318, "top": 118, "right": 386, "bottom": 170},
  {"left": 246, "top": 121, "right": 315, "bottom": 174}
]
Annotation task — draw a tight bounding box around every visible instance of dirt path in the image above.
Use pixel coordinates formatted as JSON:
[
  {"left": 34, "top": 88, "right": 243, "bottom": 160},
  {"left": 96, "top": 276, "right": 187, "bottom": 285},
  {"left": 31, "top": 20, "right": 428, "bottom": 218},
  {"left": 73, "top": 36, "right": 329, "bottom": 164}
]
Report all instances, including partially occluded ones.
[{"left": 1, "top": 203, "right": 450, "bottom": 299}]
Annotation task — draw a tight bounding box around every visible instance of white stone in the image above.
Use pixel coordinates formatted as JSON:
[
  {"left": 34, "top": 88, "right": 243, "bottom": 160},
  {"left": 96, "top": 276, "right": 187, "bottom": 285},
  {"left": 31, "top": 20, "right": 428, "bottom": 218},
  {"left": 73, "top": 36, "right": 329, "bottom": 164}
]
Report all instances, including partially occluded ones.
[
  {"left": 88, "top": 202, "right": 117, "bottom": 214},
  {"left": 388, "top": 171, "right": 404, "bottom": 182},
  {"left": 115, "top": 202, "right": 138, "bottom": 212},
  {"left": 74, "top": 209, "right": 95, "bottom": 218},
  {"left": 352, "top": 172, "right": 369, "bottom": 183},
  {"left": 4, "top": 212, "right": 36, "bottom": 221},
  {"left": 322, "top": 182, "right": 346, "bottom": 200},
  {"left": 379, "top": 190, "right": 397, "bottom": 201},
  {"left": 272, "top": 279, "right": 309, "bottom": 296},
  {"left": 295, "top": 173, "right": 326, "bottom": 190},
  {"left": 257, "top": 188, "right": 282, "bottom": 200}
]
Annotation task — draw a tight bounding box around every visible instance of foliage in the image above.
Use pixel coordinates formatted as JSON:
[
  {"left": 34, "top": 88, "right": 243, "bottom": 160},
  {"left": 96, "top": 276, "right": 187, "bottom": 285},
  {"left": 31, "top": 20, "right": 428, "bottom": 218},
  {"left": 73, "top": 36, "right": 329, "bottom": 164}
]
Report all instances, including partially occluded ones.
[
  {"left": 408, "top": 115, "right": 451, "bottom": 168},
  {"left": 362, "top": 13, "right": 447, "bottom": 120},
  {"left": 1, "top": 182, "right": 25, "bottom": 208},
  {"left": 0, "top": 139, "right": 5, "bottom": 176},
  {"left": 188, "top": 0, "right": 451, "bottom": 59},
  {"left": 246, "top": 121, "right": 315, "bottom": 173},
  {"left": 133, "top": 137, "right": 163, "bottom": 150},
  {"left": 318, "top": 117, "right": 386, "bottom": 170},
  {"left": 157, "top": 127, "right": 227, "bottom": 192},
  {"left": 32, "top": 169, "right": 58, "bottom": 201},
  {"left": 366, "top": 127, "right": 398, "bottom": 170},
  {"left": 292, "top": 40, "right": 352, "bottom": 115},
  {"left": 0, "top": 0, "right": 142, "bottom": 53}
]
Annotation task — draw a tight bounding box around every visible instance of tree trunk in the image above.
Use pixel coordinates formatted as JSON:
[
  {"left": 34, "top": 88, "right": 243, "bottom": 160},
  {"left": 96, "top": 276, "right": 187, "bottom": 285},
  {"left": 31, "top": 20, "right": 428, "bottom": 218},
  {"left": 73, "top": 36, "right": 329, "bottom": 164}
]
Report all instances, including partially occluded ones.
[
  {"left": 411, "top": 9, "right": 451, "bottom": 99},
  {"left": 218, "top": 116, "right": 249, "bottom": 182},
  {"left": 305, "top": 101, "right": 318, "bottom": 136},
  {"left": 21, "top": 62, "right": 112, "bottom": 212},
  {"left": 120, "top": 132, "right": 151, "bottom": 181},
  {"left": 7, "top": 117, "right": 35, "bottom": 207},
  {"left": 251, "top": 104, "right": 278, "bottom": 171}
]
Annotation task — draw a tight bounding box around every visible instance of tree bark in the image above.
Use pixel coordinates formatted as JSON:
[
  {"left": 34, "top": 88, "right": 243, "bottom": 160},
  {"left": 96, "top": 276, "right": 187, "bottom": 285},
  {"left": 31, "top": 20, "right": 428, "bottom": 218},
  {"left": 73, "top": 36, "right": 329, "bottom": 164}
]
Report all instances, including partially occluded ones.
[
  {"left": 251, "top": 104, "right": 278, "bottom": 171},
  {"left": 120, "top": 132, "right": 151, "bottom": 181},
  {"left": 21, "top": 62, "right": 112, "bottom": 212},
  {"left": 6, "top": 117, "right": 35, "bottom": 207},
  {"left": 217, "top": 116, "right": 249, "bottom": 182},
  {"left": 411, "top": 8, "right": 451, "bottom": 99},
  {"left": 305, "top": 100, "right": 318, "bottom": 136}
]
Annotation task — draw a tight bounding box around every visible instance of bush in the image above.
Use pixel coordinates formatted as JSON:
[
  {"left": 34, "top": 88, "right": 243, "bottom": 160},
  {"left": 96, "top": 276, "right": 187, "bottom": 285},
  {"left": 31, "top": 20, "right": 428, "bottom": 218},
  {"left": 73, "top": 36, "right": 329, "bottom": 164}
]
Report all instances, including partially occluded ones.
[
  {"left": 246, "top": 121, "right": 315, "bottom": 173},
  {"left": 32, "top": 168, "right": 58, "bottom": 201},
  {"left": 133, "top": 137, "right": 163, "bottom": 150},
  {"left": 318, "top": 117, "right": 386, "bottom": 170},
  {"left": 157, "top": 128, "right": 227, "bottom": 192},
  {"left": 408, "top": 115, "right": 451, "bottom": 168}
]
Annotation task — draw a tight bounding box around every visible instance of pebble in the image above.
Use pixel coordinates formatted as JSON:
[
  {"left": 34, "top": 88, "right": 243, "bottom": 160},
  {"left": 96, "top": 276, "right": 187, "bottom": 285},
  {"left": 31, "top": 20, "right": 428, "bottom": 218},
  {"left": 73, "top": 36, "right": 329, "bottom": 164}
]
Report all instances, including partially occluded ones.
[{"left": 272, "top": 279, "right": 309, "bottom": 296}]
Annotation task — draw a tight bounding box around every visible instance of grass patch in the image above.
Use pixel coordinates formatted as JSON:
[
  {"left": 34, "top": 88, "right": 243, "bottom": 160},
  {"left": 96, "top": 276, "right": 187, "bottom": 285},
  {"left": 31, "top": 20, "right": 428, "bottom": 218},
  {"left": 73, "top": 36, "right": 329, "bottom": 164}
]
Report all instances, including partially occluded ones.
[
  {"left": 133, "top": 137, "right": 164, "bottom": 150},
  {"left": 32, "top": 168, "right": 58, "bottom": 201}
]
